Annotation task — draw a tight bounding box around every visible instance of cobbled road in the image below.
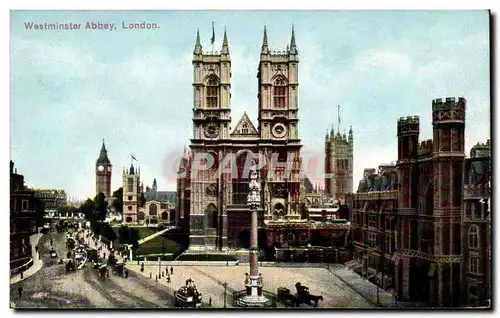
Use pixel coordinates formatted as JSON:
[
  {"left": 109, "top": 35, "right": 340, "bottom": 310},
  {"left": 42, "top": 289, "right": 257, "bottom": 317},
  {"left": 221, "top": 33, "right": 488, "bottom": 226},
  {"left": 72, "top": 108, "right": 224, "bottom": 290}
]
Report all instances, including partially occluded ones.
[{"left": 10, "top": 229, "right": 175, "bottom": 309}]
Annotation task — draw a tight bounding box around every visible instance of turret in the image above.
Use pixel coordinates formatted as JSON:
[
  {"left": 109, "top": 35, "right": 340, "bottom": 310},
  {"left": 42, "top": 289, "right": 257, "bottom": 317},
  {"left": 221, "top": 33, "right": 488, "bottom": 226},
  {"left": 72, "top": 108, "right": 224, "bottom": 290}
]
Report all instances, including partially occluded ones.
[
  {"left": 261, "top": 26, "right": 269, "bottom": 55},
  {"left": 289, "top": 25, "right": 298, "bottom": 55},
  {"left": 221, "top": 27, "right": 229, "bottom": 55},
  {"left": 193, "top": 29, "right": 202, "bottom": 55}
]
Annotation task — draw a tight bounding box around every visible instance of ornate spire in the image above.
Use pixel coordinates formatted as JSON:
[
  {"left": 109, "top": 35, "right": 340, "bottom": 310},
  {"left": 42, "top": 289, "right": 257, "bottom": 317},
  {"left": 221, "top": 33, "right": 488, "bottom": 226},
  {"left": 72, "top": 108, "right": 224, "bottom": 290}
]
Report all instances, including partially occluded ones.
[
  {"left": 290, "top": 24, "right": 297, "bottom": 54},
  {"left": 330, "top": 124, "right": 334, "bottom": 138},
  {"left": 96, "top": 139, "right": 111, "bottom": 165},
  {"left": 194, "top": 29, "right": 202, "bottom": 54},
  {"left": 349, "top": 126, "right": 353, "bottom": 140},
  {"left": 261, "top": 26, "right": 269, "bottom": 54},
  {"left": 153, "top": 178, "right": 157, "bottom": 191},
  {"left": 221, "top": 27, "right": 229, "bottom": 54}
]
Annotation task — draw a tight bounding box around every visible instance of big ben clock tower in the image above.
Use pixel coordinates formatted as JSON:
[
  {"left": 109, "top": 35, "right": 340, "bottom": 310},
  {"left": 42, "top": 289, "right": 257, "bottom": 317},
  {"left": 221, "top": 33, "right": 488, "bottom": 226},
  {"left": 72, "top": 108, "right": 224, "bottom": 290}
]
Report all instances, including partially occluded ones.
[{"left": 96, "top": 139, "right": 112, "bottom": 199}]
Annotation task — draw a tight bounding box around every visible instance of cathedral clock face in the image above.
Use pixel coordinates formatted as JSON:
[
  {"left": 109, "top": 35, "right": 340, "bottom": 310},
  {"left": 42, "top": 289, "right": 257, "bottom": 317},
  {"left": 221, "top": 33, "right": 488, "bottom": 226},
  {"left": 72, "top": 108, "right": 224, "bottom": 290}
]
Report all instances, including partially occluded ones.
[
  {"left": 97, "top": 165, "right": 104, "bottom": 172},
  {"left": 272, "top": 123, "right": 287, "bottom": 138},
  {"left": 204, "top": 123, "right": 219, "bottom": 138}
]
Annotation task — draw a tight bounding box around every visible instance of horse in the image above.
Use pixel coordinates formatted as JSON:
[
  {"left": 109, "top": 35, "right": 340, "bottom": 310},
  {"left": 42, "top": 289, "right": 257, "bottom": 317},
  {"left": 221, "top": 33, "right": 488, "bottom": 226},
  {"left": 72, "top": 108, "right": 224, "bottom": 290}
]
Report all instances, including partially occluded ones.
[{"left": 308, "top": 294, "right": 324, "bottom": 307}]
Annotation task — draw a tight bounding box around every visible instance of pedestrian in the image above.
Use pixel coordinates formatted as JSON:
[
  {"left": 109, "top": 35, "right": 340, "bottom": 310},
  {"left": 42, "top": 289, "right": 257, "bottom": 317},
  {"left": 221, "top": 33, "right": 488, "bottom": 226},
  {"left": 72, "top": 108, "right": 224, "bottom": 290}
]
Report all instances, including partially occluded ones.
[
  {"left": 155, "top": 275, "right": 158, "bottom": 282},
  {"left": 167, "top": 275, "right": 171, "bottom": 283},
  {"left": 149, "top": 272, "right": 152, "bottom": 279},
  {"left": 170, "top": 266, "right": 173, "bottom": 275},
  {"left": 209, "top": 297, "right": 212, "bottom": 306},
  {"left": 17, "top": 285, "right": 23, "bottom": 299},
  {"left": 20, "top": 271, "right": 23, "bottom": 280},
  {"left": 50, "top": 238, "right": 53, "bottom": 246},
  {"left": 141, "top": 263, "right": 145, "bottom": 272},
  {"left": 124, "top": 269, "right": 129, "bottom": 279},
  {"left": 162, "top": 271, "right": 164, "bottom": 277}
]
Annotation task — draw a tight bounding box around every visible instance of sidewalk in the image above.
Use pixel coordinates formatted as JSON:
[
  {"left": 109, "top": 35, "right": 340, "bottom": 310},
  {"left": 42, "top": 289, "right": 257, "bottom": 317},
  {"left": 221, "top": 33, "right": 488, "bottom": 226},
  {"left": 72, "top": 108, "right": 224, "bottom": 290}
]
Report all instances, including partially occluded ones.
[
  {"left": 327, "top": 265, "right": 427, "bottom": 308},
  {"left": 80, "top": 229, "right": 124, "bottom": 263},
  {"left": 10, "top": 232, "right": 44, "bottom": 285}
]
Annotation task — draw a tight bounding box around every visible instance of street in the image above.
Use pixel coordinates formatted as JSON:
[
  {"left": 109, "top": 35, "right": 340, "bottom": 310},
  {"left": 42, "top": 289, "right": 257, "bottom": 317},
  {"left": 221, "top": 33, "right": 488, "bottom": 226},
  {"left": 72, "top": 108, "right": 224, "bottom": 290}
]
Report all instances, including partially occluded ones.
[{"left": 10, "top": 229, "right": 175, "bottom": 309}]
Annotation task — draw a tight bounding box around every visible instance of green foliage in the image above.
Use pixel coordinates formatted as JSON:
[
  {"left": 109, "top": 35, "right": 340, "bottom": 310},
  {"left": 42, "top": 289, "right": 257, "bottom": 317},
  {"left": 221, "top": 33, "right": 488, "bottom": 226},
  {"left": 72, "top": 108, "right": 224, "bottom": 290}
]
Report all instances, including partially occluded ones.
[
  {"left": 140, "top": 192, "right": 146, "bottom": 207},
  {"left": 80, "top": 198, "right": 95, "bottom": 221},
  {"left": 111, "top": 187, "right": 123, "bottom": 213},
  {"left": 118, "top": 226, "right": 140, "bottom": 250},
  {"left": 93, "top": 192, "right": 108, "bottom": 222}
]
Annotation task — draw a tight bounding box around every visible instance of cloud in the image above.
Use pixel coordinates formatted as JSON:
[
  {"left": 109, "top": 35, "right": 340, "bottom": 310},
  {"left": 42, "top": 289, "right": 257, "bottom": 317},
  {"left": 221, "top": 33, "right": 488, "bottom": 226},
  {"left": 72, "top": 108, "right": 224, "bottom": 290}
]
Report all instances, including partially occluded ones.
[{"left": 355, "top": 49, "right": 413, "bottom": 77}]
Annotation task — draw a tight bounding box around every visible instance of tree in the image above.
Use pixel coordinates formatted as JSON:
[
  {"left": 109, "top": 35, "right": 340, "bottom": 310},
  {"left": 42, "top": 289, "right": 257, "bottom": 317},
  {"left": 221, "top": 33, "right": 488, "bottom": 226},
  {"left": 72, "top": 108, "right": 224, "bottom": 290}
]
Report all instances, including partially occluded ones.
[
  {"left": 140, "top": 192, "right": 146, "bottom": 207},
  {"left": 111, "top": 187, "right": 123, "bottom": 213},
  {"left": 94, "top": 192, "right": 108, "bottom": 222},
  {"left": 80, "top": 198, "right": 95, "bottom": 221}
]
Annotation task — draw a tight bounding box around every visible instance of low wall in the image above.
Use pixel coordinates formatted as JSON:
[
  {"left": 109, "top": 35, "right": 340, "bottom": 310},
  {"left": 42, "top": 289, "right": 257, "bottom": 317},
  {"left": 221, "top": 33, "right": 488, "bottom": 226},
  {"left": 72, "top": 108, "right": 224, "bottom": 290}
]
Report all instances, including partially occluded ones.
[
  {"left": 10, "top": 257, "right": 34, "bottom": 276},
  {"left": 130, "top": 260, "right": 241, "bottom": 266}
]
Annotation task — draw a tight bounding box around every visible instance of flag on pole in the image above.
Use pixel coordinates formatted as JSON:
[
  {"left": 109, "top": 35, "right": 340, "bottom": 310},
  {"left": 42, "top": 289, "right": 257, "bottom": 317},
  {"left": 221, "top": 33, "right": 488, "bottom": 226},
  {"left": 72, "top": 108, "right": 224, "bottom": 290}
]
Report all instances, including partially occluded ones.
[
  {"left": 210, "top": 21, "right": 215, "bottom": 45},
  {"left": 131, "top": 154, "right": 137, "bottom": 161}
]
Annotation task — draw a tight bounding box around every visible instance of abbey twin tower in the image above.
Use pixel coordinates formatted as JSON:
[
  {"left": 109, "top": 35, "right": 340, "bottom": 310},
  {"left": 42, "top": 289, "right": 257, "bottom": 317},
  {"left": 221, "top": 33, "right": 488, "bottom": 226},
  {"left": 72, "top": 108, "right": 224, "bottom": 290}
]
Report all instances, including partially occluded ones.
[{"left": 176, "top": 27, "right": 354, "bottom": 252}]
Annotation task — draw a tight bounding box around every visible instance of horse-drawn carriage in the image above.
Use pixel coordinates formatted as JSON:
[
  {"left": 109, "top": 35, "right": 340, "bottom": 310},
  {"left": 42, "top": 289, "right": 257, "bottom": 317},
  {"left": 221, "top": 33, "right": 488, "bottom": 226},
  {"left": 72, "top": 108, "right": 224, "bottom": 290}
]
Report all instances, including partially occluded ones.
[
  {"left": 112, "top": 262, "right": 125, "bottom": 276},
  {"left": 277, "top": 283, "right": 323, "bottom": 307},
  {"left": 174, "top": 279, "right": 203, "bottom": 308}
]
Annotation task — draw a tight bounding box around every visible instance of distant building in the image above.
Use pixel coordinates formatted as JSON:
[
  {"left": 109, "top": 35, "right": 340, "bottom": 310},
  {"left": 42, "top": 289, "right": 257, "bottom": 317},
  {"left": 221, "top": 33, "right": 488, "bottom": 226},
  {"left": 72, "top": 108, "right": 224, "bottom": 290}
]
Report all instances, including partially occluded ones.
[
  {"left": 96, "top": 140, "right": 112, "bottom": 199},
  {"left": 463, "top": 140, "right": 491, "bottom": 307},
  {"left": 34, "top": 188, "right": 67, "bottom": 215},
  {"left": 122, "top": 167, "right": 176, "bottom": 226},
  {"left": 346, "top": 97, "right": 492, "bottom": 307},
  {"left": 324, "top": 125, "right": 354, "bottom": 200},
  {"left": 10, "top": 160, "right": 37, "bottom": 272}
]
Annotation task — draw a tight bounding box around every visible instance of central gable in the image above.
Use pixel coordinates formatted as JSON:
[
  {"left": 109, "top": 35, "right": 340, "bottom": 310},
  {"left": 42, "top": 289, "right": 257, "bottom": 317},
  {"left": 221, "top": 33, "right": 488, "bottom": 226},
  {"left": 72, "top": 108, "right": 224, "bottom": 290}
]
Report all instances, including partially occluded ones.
[{"left": 230, "top": 112, "right": 259, "bottom": 138}]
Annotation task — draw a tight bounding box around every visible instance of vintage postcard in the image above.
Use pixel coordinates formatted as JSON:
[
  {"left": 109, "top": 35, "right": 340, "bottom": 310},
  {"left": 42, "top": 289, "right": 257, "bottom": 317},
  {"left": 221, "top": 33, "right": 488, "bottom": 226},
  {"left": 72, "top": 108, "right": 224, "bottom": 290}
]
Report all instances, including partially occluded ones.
[{"left": 9, "top": 10, "right": 491, "bottom": 309}]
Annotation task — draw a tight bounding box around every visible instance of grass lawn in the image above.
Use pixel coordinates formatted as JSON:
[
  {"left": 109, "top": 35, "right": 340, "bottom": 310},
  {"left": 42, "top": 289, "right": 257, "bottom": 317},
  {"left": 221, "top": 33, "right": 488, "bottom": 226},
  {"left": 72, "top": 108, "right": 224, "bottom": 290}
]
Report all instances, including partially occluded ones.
[{"left": 137, "top": 235, "right": 183, "bottom": 255}]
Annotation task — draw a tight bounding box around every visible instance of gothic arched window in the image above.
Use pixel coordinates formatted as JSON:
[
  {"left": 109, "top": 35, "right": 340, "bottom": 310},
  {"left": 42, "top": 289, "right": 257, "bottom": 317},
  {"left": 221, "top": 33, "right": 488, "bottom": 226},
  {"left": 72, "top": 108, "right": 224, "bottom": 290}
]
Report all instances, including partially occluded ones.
[
  {"left": 469, "top": 225, "right": 479, "bottom": 248},
  {"left": 273, "top": 77, "right": 287, "bottom": 108},
  {"left": 149, "top": 204, "right": 158, "bottom": 216},
  {"left": 206, "top": 76, "right": 219, "bottom": 108}
]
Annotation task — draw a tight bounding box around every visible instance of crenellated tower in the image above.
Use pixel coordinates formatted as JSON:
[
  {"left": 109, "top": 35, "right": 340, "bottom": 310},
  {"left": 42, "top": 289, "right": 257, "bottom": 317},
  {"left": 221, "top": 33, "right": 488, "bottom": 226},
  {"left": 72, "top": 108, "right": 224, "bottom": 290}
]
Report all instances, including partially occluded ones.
[
  {"left": 431, "top": 97, "right": 466, "bottom": 306},
  {"left": 325, "top": 126, "right": 354, "bottom": 199},
  {"left": 395, "top": 115, "right": 420, "bottom": 300},
  {"left": 122, "top": 164, "right": 141, "bottom": 224}
]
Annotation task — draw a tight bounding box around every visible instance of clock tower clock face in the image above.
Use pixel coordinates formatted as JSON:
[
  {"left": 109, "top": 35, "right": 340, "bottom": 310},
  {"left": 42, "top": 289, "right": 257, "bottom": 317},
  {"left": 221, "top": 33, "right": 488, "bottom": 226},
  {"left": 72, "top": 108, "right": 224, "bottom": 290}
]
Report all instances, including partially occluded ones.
[
  {"left": 107, "top": 166, "right": 112, "bottom": 172},
  {"left": 98, "top": 165, "right": 104, "bottom": 172},
  {"left": 204, "top": 123, "right": 219, "bottom": 138}
]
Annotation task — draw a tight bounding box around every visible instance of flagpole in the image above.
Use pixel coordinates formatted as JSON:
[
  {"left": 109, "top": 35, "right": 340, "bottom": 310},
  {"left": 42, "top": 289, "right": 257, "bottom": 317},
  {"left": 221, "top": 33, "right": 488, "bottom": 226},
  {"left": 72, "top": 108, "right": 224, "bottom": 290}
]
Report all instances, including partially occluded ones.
[{"left": 337, "top": 105, "right": 340, "bottom": 133}]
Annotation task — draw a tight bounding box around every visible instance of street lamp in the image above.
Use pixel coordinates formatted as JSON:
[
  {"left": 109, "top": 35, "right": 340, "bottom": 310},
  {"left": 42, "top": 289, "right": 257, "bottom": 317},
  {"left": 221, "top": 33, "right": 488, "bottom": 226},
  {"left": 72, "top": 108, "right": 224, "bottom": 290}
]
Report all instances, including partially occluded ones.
[{"left": 223, "top": 282, "right": 228, "bottom": 308}]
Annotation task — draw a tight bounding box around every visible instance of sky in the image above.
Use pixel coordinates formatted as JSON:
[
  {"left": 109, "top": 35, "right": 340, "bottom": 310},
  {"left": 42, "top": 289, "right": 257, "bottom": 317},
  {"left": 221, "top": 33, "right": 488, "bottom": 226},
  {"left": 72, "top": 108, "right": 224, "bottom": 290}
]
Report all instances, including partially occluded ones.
[{"left": 10, "top": 10, "right": 490, "bottom": 199}]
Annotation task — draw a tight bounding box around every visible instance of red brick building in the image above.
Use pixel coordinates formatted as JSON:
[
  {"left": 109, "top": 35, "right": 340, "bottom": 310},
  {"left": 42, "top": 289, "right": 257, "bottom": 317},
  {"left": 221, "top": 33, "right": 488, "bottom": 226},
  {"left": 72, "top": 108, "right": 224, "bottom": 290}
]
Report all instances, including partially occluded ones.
[{"left": 347, "top": 97, "right": 491, "bottom": 307}]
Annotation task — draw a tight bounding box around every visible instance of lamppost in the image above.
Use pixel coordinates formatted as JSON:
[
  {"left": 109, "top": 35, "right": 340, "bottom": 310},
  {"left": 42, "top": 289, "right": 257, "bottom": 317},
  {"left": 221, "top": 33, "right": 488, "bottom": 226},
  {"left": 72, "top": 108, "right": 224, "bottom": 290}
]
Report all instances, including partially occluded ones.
[{"left": 223, "top": 282, "right": 228, "bottom": 308}]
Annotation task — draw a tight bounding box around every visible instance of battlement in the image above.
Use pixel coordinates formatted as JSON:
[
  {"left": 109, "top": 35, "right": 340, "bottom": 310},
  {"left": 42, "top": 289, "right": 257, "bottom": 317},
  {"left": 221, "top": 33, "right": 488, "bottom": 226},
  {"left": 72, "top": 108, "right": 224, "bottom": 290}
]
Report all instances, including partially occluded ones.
[
  {"left": 270, "top": 50, "right": 289, "bottom": 57},
  {"left": 472, "top": 139, "right": 491, "bottom": 149},
  {"left": 418, "top": 139, "right": 434, "bottom": 156},
  {"left": 432, "top": 97, "right": 466, "bottom": 111},
  {"left": 397, "top": 116, "right": 420, "bottom": 126}
]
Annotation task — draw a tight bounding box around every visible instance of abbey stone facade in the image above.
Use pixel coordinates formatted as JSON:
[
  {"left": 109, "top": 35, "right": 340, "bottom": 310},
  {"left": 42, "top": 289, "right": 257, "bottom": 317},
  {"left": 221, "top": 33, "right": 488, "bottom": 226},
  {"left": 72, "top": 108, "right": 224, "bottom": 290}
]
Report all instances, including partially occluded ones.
[{"left": 177, "top": 27, "right": 304, "bottom": 252}]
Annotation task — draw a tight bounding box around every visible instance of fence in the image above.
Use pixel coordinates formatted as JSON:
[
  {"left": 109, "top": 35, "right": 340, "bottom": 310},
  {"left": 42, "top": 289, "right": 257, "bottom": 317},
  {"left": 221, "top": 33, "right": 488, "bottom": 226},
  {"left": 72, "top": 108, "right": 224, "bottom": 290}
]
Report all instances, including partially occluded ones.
[{"left": 232, "top": 289, "right": 277, "bottom": 308}]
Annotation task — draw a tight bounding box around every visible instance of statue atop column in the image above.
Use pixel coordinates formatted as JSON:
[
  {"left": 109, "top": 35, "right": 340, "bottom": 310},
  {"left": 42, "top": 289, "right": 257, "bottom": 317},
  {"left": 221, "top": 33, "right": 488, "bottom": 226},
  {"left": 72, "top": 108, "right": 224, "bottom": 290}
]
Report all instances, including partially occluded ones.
[{"left": 247, "top": 159, "right": 261, "bottom": 210}]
